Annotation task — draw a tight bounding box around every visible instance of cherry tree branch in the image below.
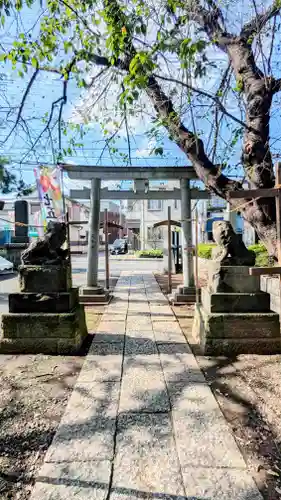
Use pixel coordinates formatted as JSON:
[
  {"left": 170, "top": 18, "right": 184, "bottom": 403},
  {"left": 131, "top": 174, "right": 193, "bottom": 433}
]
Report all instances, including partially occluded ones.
[
  {"left": 153, "top": 73, "right": 251, "bottom": 131},
  {"left": 241, "top": 1, "right": 281, "bottom": 38},
  {"left": 1, "top": 67, "right": 39, "bottom": 144},
  {"left": 145, "top": 74, "right": 240, "bottom": 198}
]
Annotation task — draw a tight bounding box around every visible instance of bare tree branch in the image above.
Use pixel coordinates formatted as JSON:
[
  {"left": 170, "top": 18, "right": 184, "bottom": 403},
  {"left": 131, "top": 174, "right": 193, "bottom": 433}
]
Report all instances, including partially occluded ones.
[
  {"left": 241, "top": 1, "right": 281, "bottom": 38},
  {"left": 96, "top": 118, "right": 125, "bottom": 165},
  {"left": 153, "top": 73, "right": 251, "bottom": 131},
  {"left": 58, "top": 79, "right": 68, "bottom": 151},
  {"left": 1, "top": 67, "right": 39, "bottom": 144},
  {"left": 20, "top": 95, "right": 65, "bottom": 164},
  {"left": 268, "top": 15, "right": 277, "bottom": 73},
  {"left": 211, "top": 64, "right": 232, "bottom": 162},
  {"left": 146, "top": 75, "right": 240, "bottom": 198},
  {"left": 58, "top": 0, "right": 100, "bottom": 38},
  {"left": 272, "top": 78, "right": 281, "bottom": 93},
  {"left": 85, "top": 67, "right": 109, "bottom": 88},
  {"left": 185, "top": 1, "right": 232, "bottom": 50},
  {"left": 121, "top": 83, "right": 132, "bottom": 166}
]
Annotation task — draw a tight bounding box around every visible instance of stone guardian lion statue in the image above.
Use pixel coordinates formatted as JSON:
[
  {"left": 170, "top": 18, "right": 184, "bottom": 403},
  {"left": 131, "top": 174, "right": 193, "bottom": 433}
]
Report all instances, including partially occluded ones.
[
  {"left": 211, "top": 220, "right": 255, "bottom": 266},
  {"left": 21, "top": 221, "right": 68, "bottom": 265}
]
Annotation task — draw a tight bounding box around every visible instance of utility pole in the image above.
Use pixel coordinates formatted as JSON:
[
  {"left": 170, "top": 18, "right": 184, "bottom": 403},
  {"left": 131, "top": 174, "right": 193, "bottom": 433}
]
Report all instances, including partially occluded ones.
[
  {"left": 141, "top": 199, "right": 145, "bottom": 250},
  {"left": 104, "top": 208, "right": 109, "bottom": 290},
  {"left": 167, "top": 206, "right": 172, "bottom": 294},
  {"left": 119, "top": 201, "right": 122, "bottom": 238}
]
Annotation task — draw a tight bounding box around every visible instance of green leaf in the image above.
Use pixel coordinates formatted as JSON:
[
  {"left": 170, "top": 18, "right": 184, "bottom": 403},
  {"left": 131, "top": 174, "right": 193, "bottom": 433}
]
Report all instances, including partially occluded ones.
[
  {"left": 31, "top": 57, "right": 37, "bottom": 67},
  {"left": 154, "top": 147, "right": 164, "bottom": 156},
  {"left": 140, "top": 24, "right": 147, "bottom": 35}
]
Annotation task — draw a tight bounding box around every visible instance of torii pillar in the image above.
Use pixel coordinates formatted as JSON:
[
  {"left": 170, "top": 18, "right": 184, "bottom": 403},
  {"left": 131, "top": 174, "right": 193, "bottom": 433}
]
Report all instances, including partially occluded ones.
[
  {"left": 172, "top": 178, "right": 196, "bottom": 304},
  {"left": 80, "top": 178, "right": 110, "bottom": 304}
]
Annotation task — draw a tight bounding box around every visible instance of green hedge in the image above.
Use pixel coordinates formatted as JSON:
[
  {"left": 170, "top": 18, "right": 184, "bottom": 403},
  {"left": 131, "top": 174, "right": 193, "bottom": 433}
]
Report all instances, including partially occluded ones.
[
  {"left": 197, "top": 243, "right": 216, "bottom": 260},
  {"left": 248, "top": 243, "right": 268, "bottom": 267},
  {"left": 197, "top": 242, "right": 269, "bottom": 266},
  {"left": 135, "top": 249, "right": 163, "bottom": 258}
]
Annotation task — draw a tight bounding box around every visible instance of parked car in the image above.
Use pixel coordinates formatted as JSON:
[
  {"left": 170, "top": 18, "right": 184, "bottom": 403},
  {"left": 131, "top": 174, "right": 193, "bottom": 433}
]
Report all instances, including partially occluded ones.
[{"left": 110, "top": 239, "right": 128, "bottom": 255}]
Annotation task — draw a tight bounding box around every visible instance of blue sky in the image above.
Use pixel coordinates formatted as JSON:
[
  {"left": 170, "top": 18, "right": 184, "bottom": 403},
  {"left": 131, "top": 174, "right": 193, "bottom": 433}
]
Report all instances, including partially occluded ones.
[{"left": 1, "top": 1, "right": 281, "bottom": 191}]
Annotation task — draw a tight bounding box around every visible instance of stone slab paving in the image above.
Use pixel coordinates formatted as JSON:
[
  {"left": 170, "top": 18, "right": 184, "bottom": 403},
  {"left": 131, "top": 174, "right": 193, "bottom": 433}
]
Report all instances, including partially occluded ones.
[{"left": 30, "top": 272, "right": 263, "bottom": 500}]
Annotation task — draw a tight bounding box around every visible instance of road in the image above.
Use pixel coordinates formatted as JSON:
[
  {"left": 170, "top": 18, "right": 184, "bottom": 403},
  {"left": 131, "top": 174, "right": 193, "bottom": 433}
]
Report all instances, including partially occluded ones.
[{"left": 0, "top": 254, "right": 164, "bottom": 314}]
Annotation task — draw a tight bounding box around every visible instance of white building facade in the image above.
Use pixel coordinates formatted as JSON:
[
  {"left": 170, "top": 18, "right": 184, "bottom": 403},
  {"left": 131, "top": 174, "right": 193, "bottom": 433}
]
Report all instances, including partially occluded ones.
[
  {"left": 124, "top": 181, "right": 256, "bottom": 250},
  {"left": 125, "top": 180, "right": 199, "bottom": 250}
]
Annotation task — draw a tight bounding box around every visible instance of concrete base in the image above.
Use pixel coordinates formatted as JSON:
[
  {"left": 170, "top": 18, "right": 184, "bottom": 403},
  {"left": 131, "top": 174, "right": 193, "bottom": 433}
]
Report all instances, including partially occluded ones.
[
  {"left": 79, "top": 286, "right": 111, "bottom": 304},
  {"left": 201, "top": 287, "right": 270, "bottom": 313},
  {"left": 208, "top": 264, "right": 260, "bottom": 293},
  {"left": 9, "top": 288, "right": 79, "bottom": 313},
  {"left": 192, "top": 303, "right": 281, "bottom": 355},
  {"left": 19, "top": 264, "right": 72, "bottom": 293},
  {"left": 171, "top": 285, "right": 200, "bottom": 305},
  {"left": 0, "top": 306, "right": 87, "bottom": 354}
]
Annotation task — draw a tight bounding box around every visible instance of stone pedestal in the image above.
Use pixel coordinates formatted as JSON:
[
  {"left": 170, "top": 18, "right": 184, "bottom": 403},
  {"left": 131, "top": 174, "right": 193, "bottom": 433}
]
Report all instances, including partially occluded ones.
[
  {"left": 79, "top": 285, "right": 110, "bottom": 304},
  {"left": 19, "top": 264, "right": 71, "bottom": 293},
  {"left": 192, "top": 263, "right": 281, "bottom": 355},
  {"left": 0, "top": 265, "right": 87, "bottom": 354},
  {"left": 171, "top": 285, "right": 199, "bottom": 305}
]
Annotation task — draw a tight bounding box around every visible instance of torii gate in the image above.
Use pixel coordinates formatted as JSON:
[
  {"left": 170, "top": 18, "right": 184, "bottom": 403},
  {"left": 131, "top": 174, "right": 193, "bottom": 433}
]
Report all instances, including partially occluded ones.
[{"left": 62, "top": 164, "right": 210, "bottom": 303}]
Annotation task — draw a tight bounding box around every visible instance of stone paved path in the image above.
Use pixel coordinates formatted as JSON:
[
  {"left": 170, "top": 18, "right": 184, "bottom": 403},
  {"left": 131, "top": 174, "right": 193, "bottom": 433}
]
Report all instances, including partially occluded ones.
[{"left": 30, "top": 273, "right": 262, "bottom": 500}]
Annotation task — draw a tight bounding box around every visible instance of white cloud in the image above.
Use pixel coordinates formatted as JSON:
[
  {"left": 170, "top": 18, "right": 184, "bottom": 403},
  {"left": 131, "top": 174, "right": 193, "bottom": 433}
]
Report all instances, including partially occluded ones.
[{"left": 135, "top": 139, "right": 157, "bottom": 158}]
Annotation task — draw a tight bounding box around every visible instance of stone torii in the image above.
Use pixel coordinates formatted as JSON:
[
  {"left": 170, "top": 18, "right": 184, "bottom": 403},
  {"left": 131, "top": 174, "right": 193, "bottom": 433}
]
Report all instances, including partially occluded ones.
[{"left": 62, "top": 164, "right": 210, "bottom": 303}]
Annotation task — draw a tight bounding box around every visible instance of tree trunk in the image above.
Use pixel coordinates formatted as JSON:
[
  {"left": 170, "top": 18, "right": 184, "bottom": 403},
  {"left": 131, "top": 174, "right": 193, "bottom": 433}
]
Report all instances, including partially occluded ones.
[
  {"left": 181, "top": 139, "right": 277, "bottom": 258},
  {"left": 146, "top": 75, "right": 278, "bottom": 258},
  {"left": 226, "top": 39, "right": 277, "bottom": 258}
]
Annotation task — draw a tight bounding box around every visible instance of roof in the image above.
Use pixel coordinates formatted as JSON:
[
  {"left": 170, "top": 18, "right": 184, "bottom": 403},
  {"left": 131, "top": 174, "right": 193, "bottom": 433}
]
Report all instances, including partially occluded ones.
[{"left": 153, "top": 220, "right": 181, "bottom": 228}]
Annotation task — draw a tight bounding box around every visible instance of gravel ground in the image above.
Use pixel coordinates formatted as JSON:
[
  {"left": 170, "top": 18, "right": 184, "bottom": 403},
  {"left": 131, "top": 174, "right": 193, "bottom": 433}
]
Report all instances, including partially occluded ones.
[
  {"left": 155, "top": 273, "right": 281, "bottom": 499},
  {"left": 0, "top": 354, "right": 84, "bottom": 499},
  {"left": 0, "top": 304, "right": 105, "bottom": 499},
  {"left": 198, "top": 354, "right": 281, "bottom": 500}
]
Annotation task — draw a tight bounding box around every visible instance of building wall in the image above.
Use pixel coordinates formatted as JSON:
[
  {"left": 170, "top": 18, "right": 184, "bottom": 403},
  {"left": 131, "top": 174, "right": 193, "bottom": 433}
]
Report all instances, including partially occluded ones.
[
  {"left": 125, "top": 184, "right": 256, "bottom": 251},
  {"left": 67, "top": 199, "right": 125, "bottom": 246},
  {"left": 125, "top": 181, "right": 183, "bottom": 250}
]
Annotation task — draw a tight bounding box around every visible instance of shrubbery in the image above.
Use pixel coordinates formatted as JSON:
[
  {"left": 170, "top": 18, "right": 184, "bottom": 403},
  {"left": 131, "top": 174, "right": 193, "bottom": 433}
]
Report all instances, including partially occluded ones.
[
  {"left": 134, "top": 243, "right": 269, "bottom": 264},
  {"left": 248, "top": 243, "right": 268, "bottom": 266},
  {"left": 135, "top": 249, "right": 163, "bottom": 258},
  {"left": 197, "top": 242, "right": 269, "bottom": 267},
  {"left": 197, "top": 243, "right": 216, "bottom": 260}
]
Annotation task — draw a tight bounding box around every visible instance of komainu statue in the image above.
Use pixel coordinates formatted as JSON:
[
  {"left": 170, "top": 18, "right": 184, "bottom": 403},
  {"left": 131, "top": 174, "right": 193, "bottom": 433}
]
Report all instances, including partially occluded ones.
[
  {"left": 21, "top": 221, "right": 68, "bottom": 265},
  {"left": 211, "top": 220, "right": 255, "bottom": 266}
]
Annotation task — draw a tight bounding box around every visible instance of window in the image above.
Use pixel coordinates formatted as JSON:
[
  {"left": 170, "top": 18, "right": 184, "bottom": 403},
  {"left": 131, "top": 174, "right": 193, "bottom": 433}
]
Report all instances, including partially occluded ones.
[
  {"left": 147, "top": 199, "right": 162, "bottom": 211},
  {"left": 174, "top": 199, "right": 178, "bottom": 209},
  {"left": 147, "top": 226, "right": 163, "bottom": 240},
  {"left": 30, "top": 203, "right": 41, "bottom": 214},
  {"left": 209, "top": 196, "right": 226, "bottom": 209}
]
